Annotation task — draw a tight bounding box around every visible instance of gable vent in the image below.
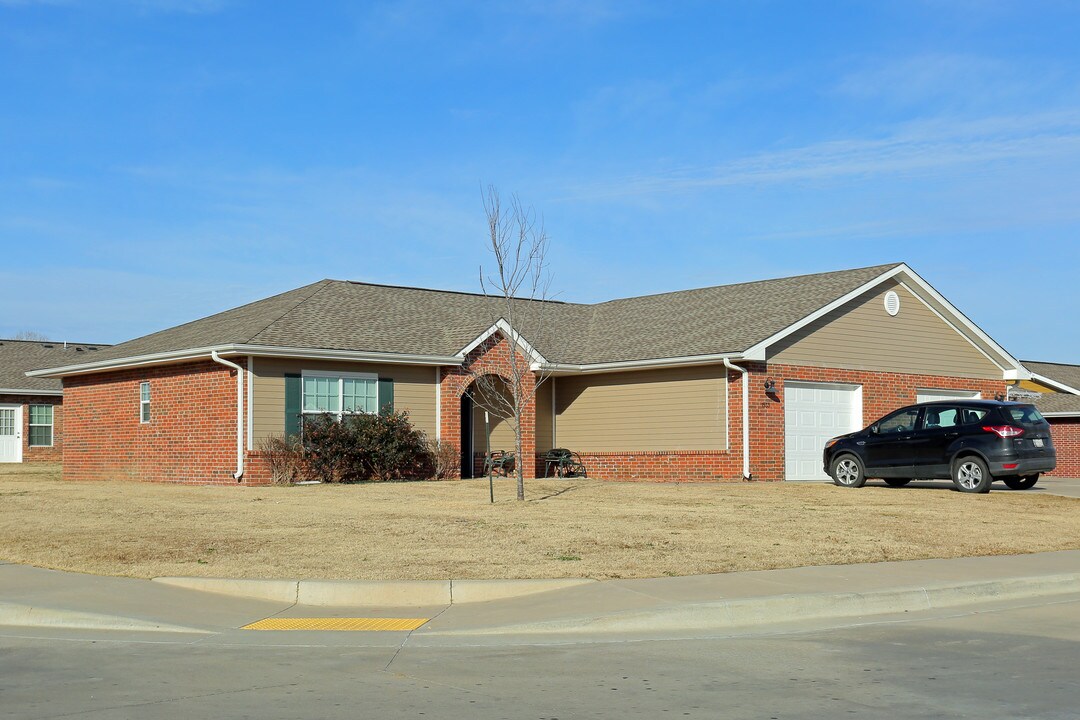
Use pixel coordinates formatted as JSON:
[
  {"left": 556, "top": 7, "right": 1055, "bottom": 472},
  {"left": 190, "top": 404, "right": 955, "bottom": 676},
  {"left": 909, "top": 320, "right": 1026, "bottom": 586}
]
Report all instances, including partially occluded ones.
[{"left": 884, "top": 290, "right": 901, "bottom": 316}]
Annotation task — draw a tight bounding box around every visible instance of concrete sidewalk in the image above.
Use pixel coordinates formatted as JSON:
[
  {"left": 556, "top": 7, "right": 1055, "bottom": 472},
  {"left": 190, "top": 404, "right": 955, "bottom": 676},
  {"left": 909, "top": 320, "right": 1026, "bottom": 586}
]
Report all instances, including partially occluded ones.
[{"left": 2, "top": 550, "right": 1079, "bottom": 643}]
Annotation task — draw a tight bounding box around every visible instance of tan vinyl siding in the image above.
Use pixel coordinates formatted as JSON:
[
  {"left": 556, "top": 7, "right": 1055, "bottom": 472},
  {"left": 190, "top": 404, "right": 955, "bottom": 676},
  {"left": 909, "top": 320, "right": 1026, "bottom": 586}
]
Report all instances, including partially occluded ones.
[
  {"left": 252, "top": 358, "right": 437, "bottom": 443},
  {"left": 472, "top": 405, "right": 517, "bottom": 454},
  {"left": 767, "top": 281, "right": 1002, "bottom": 379},
  {"left": 535, "top": 378, "right": 554, "bottom": 453},
  {"left": 554, "top": 365, "right": 727, "bottom": 452}
]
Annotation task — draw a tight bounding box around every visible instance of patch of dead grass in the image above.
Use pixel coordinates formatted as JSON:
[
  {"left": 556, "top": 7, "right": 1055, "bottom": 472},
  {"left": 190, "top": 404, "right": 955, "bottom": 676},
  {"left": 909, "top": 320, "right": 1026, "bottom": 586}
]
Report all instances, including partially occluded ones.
[{"left": 2, "top": 464, "right": 1079, "bottom": 581}]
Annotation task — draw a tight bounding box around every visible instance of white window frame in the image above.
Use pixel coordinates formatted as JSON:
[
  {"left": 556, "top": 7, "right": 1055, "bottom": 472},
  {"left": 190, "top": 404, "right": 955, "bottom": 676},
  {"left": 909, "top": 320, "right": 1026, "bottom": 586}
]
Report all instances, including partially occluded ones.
[
  {"left": 140, "top": 381, "right": 151, "bottom": 424},
  {"left": 28, "top": 404, "right": 54, "bottom": 447},
  {"left": 301, "top": 370, "right": 378, "bottom": 419}
]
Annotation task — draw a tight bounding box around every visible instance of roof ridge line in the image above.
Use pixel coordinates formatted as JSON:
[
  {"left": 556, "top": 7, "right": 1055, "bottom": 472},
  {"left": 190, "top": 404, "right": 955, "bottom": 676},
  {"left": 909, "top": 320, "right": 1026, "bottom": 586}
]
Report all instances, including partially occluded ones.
[
  {"left": 244, "top": 279, "right": 335, "bottom": 344},
  {"left": 592, "top": 262, "right": 902, "bottom": 306},
  {"left": 333, "top": 278, "right": 578, "bottom": 305}
]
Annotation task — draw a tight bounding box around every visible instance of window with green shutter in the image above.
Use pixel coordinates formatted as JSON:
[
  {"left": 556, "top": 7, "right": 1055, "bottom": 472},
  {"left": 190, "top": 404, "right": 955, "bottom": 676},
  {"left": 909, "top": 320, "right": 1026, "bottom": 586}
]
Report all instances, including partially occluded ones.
[
  {"left": 300, "top": 371, "right": 382, "bottom": 421},
  {"left": 28, "top": 404, "right": 53, "bottom": 447}
]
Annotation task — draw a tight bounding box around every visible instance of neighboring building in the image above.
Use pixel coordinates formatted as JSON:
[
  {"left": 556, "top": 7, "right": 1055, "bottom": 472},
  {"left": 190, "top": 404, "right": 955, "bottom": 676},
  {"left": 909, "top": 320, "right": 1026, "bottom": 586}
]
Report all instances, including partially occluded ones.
[
  {"left": 1017, "top": 360, "right": 1080, "bottom": 478},
  {"left": 0, "top": 339, "right": 110, "bottom": 464},
  {"left": 28, "top": 263, "right": 1028, "bottom": 485}
]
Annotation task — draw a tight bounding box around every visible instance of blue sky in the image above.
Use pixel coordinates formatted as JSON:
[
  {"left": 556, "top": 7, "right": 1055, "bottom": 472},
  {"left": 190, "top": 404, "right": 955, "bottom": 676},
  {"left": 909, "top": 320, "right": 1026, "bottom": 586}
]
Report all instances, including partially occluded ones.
[{"left": 1, "top": 1, "right": 1078, "bottom": 360}]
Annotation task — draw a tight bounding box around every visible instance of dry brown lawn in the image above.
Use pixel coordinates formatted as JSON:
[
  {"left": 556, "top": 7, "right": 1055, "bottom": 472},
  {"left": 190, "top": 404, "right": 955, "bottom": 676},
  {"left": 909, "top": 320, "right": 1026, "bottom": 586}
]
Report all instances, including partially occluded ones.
[{"left": 2, "top": 464, "right": 1079, "bottom": 581}]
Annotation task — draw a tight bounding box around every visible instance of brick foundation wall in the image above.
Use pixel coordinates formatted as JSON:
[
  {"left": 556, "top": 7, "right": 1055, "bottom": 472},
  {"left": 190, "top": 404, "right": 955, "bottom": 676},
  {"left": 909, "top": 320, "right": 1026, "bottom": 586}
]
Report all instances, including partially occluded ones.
[
  {"left": 0, "top": 393, "right": 63, "bottom": 463},
  {"left": 1048, "top": 418, "right": 1079, "bottom": 478},
  {"left": 62, "top": 359, "right": 249, "bottom": 485}
]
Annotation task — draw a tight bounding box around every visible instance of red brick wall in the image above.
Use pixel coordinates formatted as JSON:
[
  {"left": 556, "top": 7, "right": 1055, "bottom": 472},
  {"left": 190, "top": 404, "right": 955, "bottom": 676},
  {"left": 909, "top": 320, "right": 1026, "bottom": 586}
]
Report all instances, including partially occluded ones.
[
  {"left": 439, "top": 333, "right": 536, "bottom": 480},
  {"left": 745, "top": 363, "right": 1007, "bottom": 482},
  {"left": 1048, "top": 418, "right": 1079, "bottom": 478},
  {"left": 62, "top": 359, "right": 247, "bottom": 485},
  {"left": 0, "top": 393, "right": 63, "bottom": 463}
]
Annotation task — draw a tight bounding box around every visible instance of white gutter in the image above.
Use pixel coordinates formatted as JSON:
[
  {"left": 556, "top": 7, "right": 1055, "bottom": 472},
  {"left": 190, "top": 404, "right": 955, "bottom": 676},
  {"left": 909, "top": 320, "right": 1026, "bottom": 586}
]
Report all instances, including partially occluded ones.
[
  {"left": 210, "top": 351, "right": 245, "bottom": 482},
  {"left": 0, "top": 388, "right": 63, "bottom": 396},
  {"left": 722, "top": 358, "right": 751, "bottom": 481},
  {"left": 540, "top": 352, "right": 740, "bottom": 375},
  {"left": 26, "top": 344, "right": 464, "bottom": 379}
]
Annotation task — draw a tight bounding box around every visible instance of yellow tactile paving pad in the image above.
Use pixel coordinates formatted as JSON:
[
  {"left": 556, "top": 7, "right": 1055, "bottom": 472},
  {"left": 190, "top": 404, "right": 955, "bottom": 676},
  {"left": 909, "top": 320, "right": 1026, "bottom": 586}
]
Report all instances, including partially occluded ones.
[{"left": 242, "top": 617, "right": 429, "bottom": 632}]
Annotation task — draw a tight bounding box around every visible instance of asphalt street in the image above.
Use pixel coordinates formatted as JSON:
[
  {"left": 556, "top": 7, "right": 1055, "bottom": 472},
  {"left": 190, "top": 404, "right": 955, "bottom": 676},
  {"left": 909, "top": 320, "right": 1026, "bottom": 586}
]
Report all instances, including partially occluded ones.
[{"left": 2, "top": 596, "right": 1079, "bottom": 719}]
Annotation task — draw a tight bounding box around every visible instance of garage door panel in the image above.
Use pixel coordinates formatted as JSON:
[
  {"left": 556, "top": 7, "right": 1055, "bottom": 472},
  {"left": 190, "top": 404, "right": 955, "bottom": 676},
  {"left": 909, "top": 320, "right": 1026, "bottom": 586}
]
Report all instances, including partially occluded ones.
[{"left": 784, "top": 381, "right": 862, "bottom": 482}]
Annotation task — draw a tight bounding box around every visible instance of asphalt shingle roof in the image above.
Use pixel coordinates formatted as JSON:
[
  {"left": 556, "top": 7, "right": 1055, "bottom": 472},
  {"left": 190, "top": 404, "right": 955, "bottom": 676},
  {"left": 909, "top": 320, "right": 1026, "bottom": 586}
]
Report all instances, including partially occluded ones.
[
  {"left": 1023, "top": 360, "right": 1080, "bottom": 393},
  {"left": 1, "top": 340, "right": 110, "bottom": 392},
  {"left": 32, "top": 263, "right": 903, "bottom": 373},
  {"left": 1032, "top": 392, "right": 1080, "bottom": 416}
]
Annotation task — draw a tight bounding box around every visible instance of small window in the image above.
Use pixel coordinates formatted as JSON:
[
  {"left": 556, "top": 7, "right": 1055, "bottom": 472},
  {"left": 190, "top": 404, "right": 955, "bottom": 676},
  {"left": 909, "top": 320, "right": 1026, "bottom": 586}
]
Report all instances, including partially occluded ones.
[
  {"left": 1004, "top": 405, "right": 1045, "bottom": 426},
  {"left": 922, "top": 407, "right": 959, "bottom": 430},
  {"left": 877, "top": 407, "right": 921, "bottom": 434},
  {"left": 959, "top": 407, "right": 989, "bottom": 425},
  {"left": 28, "top": 404, "right": 53, "bottom": 446},
  {"left": 140, "top": 382, "right": 151, "bottom": 423},
  {"left": 301, "top": 373, "right": 377, "bottom": 419}
]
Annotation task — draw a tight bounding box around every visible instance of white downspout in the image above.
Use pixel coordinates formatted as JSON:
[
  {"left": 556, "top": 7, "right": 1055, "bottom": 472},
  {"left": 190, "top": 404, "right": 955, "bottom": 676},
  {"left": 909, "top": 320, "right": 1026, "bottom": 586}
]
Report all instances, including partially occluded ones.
[
  {"left": 211, "top": 351, "right": 244, "bottom": 481},
  {"left": 723, "top": 358, "right": 751, "bottom": 480}
]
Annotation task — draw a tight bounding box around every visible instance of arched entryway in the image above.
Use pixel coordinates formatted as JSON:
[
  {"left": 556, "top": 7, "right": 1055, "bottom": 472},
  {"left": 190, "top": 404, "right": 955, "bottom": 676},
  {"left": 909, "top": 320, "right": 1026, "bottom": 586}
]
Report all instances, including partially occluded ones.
[{"left": 459, "top": 375, "right": 516, "bottom": 478}]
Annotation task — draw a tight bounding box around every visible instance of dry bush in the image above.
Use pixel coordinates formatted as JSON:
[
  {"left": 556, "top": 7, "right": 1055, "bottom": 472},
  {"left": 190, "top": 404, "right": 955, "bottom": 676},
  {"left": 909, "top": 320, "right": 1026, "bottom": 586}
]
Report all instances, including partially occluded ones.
[
  {"left": 427, "top": 438, "right": 459, "bottom": 480},
  {"left": 257, "top": 434, "right": 306, "bottom": 485}
]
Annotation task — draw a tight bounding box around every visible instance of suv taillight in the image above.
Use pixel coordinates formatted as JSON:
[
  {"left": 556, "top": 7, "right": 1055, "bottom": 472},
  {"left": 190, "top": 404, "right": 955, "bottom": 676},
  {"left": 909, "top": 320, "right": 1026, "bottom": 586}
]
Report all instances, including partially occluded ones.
[{"left": 982, "top": 425, "right": 1025, "bottom": 438}]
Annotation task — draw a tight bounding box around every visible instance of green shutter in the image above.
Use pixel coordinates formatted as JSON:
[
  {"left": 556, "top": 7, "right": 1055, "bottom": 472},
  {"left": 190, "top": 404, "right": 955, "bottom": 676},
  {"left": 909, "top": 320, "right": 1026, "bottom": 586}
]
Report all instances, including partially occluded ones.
[
  {"left": 377, "top": 377, "right": 394, "bottom": 415},
  {"left": 284, "top": 373, "right": 301, "bottom": 438}
]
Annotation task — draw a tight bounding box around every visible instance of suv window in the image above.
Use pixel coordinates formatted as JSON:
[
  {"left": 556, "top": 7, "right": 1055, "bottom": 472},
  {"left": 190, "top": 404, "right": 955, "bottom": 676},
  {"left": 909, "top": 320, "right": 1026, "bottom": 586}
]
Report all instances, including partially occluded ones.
[
  {"left": 877, "top": 407, "right": 921, "bottom": 434},
  {"left": 1004, "top": 404, "right": 1045, "bottom": 426},
  {"left": 922, "top": 407, "right": 959, "bottom": 429},
  {"left": 958, "top": 407, "right": 989, "bottom": 425}
]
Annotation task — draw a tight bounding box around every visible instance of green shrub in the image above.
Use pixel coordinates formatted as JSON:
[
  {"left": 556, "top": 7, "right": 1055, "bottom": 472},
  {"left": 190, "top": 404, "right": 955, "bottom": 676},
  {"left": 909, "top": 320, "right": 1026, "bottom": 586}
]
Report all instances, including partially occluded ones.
[{"left": 302, "top": 410, "right": 432, "bottom": 482}]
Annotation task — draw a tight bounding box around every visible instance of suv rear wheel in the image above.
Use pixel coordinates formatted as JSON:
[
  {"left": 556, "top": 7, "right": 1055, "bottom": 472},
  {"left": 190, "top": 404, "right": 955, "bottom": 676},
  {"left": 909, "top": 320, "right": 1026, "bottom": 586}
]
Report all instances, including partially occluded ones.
[
  {"left": 830, "top": 454, "right": 867, "bottom": 488},
  {"left": 952, "top": 456, "right": 992, "bottom": 493},
  {"left": 1003, "top": 474, "right": 1039, "bottom": 490}
]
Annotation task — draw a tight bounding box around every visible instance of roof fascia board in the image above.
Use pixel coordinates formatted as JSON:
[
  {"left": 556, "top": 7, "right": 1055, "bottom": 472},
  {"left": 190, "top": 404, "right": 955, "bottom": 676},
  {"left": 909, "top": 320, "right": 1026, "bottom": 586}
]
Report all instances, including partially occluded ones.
[
  {"left": 540, "top": 352, "right": 741, "bottom": 375},
  {"left": 26, "top": 344, "right": 464, "bottom": 378},
  {"left": 741, "top": 264, "right": 1027, "bottom": 379},
  {"left": 456, "top": 319, "right": 548, "bottom": 365},
  {"left": 894, "top": 268, "right": 1027, "bottom": 377},
  {"left": 741, "top": 265, "right": 908, "bottom": 361},
  {"left": 1027, "top": 372, "right": 1080, "bottom": 395},
  {"left": 896, "top": 280, "right": 1006, "bottom": 374},
  {"left": 1042, "top": 411, "right": 1080, "bottom": 417},
  {"left": 0, "top": 387, "right": 63, "bottom": 396}
]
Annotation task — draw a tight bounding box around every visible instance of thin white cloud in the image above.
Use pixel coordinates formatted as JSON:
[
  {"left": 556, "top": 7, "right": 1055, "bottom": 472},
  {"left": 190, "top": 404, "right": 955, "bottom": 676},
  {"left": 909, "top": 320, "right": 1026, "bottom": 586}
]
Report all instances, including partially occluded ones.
[{"left": 564, "top": 110, "right": 1080, "bottom": 199}]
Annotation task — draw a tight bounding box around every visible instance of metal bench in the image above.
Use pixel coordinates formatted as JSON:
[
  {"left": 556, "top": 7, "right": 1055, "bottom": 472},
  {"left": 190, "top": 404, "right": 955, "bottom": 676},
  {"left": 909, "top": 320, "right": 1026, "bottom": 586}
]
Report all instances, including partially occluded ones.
[
  {"left": 483, "top": 450, "right": 515, "bottom": 477},
  {"left": 540, "top": 448, "right": 588, "bottom": 478}
]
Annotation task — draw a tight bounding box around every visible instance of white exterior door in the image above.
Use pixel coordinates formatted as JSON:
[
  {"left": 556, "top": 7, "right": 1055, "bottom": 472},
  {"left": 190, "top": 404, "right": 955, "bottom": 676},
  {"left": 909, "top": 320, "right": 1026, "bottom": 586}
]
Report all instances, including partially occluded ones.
[
  {"left": 0, "top": 404, "right": 22, "bottom": 463},
  {"left": 785, "top": 382, "right": 862, "bottom": 481},
  {"left": 916, "top": 389, "right": 981, "bottom": 403}
]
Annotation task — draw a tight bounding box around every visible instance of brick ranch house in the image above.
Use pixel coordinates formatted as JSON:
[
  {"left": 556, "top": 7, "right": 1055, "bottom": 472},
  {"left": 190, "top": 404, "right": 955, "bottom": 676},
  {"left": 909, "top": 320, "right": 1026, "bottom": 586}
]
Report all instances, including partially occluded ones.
[
  {"left": 1, "top": 339, "right": 109, "bottom": 464},
  {"left": 28, "top": 263, "right": 1034, "bottom": 485},
  {"left": 1016, "top": 361, "right": 1080, "bottom": 479}
]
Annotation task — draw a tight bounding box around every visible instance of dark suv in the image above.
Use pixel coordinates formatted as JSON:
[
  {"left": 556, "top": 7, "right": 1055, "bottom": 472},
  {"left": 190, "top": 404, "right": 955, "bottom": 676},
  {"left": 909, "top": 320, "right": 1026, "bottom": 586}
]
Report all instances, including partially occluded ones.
[{"left": 823, "top": 400, "right": 1056, "bottom": 493}]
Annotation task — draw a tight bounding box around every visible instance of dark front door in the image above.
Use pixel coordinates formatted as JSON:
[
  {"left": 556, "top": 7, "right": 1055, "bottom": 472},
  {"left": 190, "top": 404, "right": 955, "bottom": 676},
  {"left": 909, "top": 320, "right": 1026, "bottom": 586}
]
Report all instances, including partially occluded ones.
[{"left": 460, "top": 393, "right": 474, "bottom": 478}]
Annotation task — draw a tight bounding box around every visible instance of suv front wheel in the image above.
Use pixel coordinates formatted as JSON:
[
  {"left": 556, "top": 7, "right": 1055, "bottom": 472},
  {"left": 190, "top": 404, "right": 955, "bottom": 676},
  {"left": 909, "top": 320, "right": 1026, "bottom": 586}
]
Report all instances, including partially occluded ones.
[
  {"left": 830, "top": 454, "right": 867, "bottom": 488},
  {"left": 952, "top": 456, "right": 992, "bottom": 493}
]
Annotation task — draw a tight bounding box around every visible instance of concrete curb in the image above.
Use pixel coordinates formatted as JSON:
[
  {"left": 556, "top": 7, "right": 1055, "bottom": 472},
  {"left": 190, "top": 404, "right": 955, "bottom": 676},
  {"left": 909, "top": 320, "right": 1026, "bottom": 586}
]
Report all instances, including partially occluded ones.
[
  {"left": 429, "top": 572, "right": 1080, "bottom": 636},
  {"left": 0, "top": 602, "right": 211, "bottom": 634},
  {"left": 152, "top": 576, "right": 596, "bottom": 606}
]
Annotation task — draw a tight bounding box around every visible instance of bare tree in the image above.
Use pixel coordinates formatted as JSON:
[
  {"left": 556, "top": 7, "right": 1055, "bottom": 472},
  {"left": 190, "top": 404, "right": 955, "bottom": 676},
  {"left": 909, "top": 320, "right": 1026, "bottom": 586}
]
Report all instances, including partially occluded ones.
[
  {"left": 13, "top": 330, "right": 50, "bottom": 341},
  {"left": 468, "top": 186, "right": 554, "bottom": 501}
]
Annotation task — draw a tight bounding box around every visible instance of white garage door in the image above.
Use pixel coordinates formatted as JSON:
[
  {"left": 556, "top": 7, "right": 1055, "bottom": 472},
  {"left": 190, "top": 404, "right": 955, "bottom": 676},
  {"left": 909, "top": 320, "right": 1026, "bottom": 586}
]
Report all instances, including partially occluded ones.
[
  {"left": 916, "top": 388, "right": 981, "bottom": 403},
  {"left": 785, "top": 382, "right": 862, "bottom": 482}
]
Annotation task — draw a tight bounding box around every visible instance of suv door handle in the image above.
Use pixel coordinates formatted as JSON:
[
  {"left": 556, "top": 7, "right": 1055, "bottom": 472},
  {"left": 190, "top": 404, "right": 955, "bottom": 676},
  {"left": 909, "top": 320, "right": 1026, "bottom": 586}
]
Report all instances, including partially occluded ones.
[{"left": 945, "top": 432, "right": 959, "bottom": 438}]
